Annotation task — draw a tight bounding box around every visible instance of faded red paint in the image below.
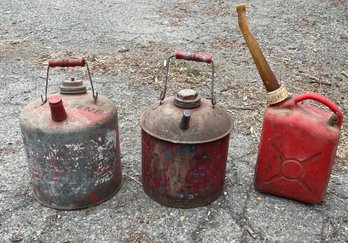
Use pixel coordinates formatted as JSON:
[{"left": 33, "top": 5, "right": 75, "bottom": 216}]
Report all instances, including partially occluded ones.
[
  {"left": 48, "top": 95, "right": 68, "bottom": 122},
  {"left": 20, "top": 92, "right": 122, "bottom": 210},
  {"left": 142, "top": 131, "right": 230, "bottom": 208},
  {"left": 140, "top": 53, "right": 233, "bottom": 208},
  {"left": 255, "top": 93, "right": 343, "bottom": 204}
]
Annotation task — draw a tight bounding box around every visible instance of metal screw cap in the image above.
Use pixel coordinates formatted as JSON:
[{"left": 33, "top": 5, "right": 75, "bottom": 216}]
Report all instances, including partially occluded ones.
[
  {"left": 60, "top": 78, "right": 87, "bottom": 94},
  {"left": 174, "top": 89, "right": 201, "bottom": 108}
]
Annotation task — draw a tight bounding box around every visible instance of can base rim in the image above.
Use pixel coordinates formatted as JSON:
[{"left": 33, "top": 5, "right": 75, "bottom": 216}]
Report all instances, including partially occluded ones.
[
  {"left": 143, "top": 186, "right": 223, "bottom": 208},
  {"left": 32, "top": 178, "right": 123, "bottom": 210}
]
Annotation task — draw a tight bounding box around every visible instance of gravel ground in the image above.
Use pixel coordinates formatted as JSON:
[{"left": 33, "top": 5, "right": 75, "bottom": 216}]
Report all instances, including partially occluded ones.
[{"left": 0, "top": 0, "right": 347, "bottom": 242}]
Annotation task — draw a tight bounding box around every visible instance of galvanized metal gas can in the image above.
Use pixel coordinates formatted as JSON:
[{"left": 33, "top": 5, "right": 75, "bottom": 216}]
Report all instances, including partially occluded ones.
[
  {"left": 254, "top": 93, "right": 343, "bottom": 203},
  {"left": 140, "top": 52, "right": 233, "bottom": 208},
  {"left": 20, "top": 58, "right": 122, "bottom": 210}
]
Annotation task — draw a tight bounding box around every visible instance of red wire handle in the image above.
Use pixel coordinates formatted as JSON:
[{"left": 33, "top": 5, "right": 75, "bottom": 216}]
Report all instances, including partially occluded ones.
[
  {"left": 294, "top": 92, "right": 343, "bottom": 128},
  {"left": 42, "top": 58, "right": 97, "bottom": 104},
  {"left": 160, "top": 52, "right": 216, "bottom": 106},
  {"left": 175, "top": 52, "right": 213, "bottom": 63},
  {"left": 48, "top": 58, "right": 85, "bottom": 67}
]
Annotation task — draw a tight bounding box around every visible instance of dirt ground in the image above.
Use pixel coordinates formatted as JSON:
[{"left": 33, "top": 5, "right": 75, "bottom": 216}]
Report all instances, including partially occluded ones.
[{"left": 0, "top": 0, "right": 347, "bottom": 242}]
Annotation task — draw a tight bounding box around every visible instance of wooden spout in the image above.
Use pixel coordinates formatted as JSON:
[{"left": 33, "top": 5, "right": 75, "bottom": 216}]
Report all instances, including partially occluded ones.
[{"left": 236, "top": 4, "right": 280, "bottom": 92}]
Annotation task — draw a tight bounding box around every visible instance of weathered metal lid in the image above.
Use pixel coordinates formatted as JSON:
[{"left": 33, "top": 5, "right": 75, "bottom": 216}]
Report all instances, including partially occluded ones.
[
  {"left": 60, "top": 78, "right": 87, "bottom": 94},
  {"left": 174, "top": 89, "right": 201, "bottom": 108},
  {"left": 140, "top": 91, "right": 233, "bottom": 144}
]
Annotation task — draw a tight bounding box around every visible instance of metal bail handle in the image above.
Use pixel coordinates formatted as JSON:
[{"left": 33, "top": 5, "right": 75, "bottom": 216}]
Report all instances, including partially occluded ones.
[
  {"left": 160, "top": 51, "right": 216, "bottom": 106},
  {"left": 41, "top": 58, "right": 98, "bottom": 104},
  {"left": 294, "top": 92, "right": 343, "bottom": 128}
]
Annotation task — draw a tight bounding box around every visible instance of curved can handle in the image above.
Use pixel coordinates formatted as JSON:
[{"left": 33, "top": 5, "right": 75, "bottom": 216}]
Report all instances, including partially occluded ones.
[
  {"left": 293, "top": 92, "right": 343, "bottom": 128},
  {"left": 48, "top": 58, "right": 86, "bottom": 67},
  {"left": 42, "top": 58, "right": 98, "bottom": 104},
  {"left": 160, "top": 51, "right": 216, "bottom": 106}
]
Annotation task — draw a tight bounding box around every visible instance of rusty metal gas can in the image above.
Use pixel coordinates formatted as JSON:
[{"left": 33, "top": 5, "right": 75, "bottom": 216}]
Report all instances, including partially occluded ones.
[
  {"left": 140, "top": 52, "right": 233, "bottom": 208},
  {"left": 254, "top": 93, "right": 343, "bottom": 203},
  {"left": 20, "top": 58, "right": 122, "bottom": 209}
]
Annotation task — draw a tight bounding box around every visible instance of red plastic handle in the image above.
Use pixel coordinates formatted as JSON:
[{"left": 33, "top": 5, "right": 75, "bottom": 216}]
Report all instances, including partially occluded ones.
[
  {"left": 175, "top": 52, "right": 213, "bottom": 63},
  {"left": 48, "top": 58, "right": 85, "bottom": 67},
  {"left": 294, "top": 92, "right": 343, "bottom": 128}
]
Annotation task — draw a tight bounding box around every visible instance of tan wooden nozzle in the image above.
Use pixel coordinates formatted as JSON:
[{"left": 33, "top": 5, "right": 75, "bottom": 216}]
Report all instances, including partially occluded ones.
[{"left": 236, "top": 3, "right": 280, "bottom": 92}]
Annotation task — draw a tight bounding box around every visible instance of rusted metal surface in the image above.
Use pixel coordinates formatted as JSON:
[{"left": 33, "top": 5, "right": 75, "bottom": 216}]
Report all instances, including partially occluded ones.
[
  {"left": 140, "top": 97, "right": 232, "bottom": 144},
  {"left": 140, "top": 52, "right": 233, "bottom": 208},
  {"left": 20, "top": 93, "right": 122, "bottom": 209},
  {"left": 142, "top": 131, "right": 230, "bottom": 208},
  {"left": 20, "top": 59, "right": 121, "bottom": 210}
]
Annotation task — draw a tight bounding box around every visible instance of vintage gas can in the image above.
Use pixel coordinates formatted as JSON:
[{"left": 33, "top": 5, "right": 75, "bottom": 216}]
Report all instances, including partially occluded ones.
[
  {"left": 255, "top": 93, "right": 343, "bottom": 203},
  {"left": 140, "top": 52, "right": 233, "bottom": 208},
  {"left": 20, "top": 58, "right": 122, "bottom": 209},
  {"left": 236, "top": 4, "right": 344, "bottom": 203}
]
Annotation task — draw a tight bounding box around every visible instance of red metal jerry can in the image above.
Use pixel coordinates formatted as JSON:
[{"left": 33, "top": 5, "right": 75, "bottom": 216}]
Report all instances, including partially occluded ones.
[
  {"left": 20, "top": 58, "right": 122, "bottom": 209},
  {"left": 140, "top": 52, "right": 233, "bottom": 208},
  {"left": 236, "top": 4, "right": 344, "bottom": 203},
  {"left": 255, "top": 93, "right": 343, "bottom": 203}
]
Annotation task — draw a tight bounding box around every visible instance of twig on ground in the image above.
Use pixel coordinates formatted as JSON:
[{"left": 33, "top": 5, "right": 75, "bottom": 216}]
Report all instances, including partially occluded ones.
[
  {"left": 307, "top": 76, "right": 332, "bottom": 86},
  {"left": 244, "top": 225, "right": 257, "bottom": 239},
  {"left": 230, "top": 106, "right": 255, "bottom": 111},
  {"left": 124, "top": 173, "right": 142, "bottom": 186}
]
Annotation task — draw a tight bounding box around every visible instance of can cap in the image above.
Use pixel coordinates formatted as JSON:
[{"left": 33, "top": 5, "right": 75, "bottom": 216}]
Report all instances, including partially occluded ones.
[
  {"left": 48, "top": 95, "right": 67, "bottom": 122},
  {"left": 174, "top": 89, "right": 201, "bottom": 108},
  {"left": 60, "top": 78, "right": 87, "bottom": 94}
]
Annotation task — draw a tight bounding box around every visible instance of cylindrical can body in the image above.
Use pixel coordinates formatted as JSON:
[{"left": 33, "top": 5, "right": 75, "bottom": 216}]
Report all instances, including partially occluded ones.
[
  {"left": 254, "top": 94, "right": 342, "bottom": 204},
  {"left": 20, "top": 93, "right": 122, "bottom": 209},
  {"left": 142, "top": 131, "right": 230, "bottom": 208}
]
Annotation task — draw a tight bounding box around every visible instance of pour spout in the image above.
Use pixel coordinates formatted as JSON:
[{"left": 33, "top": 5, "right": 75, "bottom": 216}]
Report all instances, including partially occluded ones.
[
  {"left": 48, "top": 95, "right": 68, "bottom": 122},
  {"left": 236, "top": 4, "right": 280, "bottom": 92},
  {"left": 180, "top": 110, "right": 191, "bottom": 130}
]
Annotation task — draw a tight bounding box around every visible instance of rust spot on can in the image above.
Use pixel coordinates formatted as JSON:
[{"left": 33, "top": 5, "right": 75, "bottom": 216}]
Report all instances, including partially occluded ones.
[{"left": 20, "top": 93, "right": 122, "bottom": 210}]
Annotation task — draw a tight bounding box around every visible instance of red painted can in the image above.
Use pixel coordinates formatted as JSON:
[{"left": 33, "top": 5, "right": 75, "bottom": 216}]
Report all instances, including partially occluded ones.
[
  {"left": 236, "top": 5, "right": 344, "bottom": 204},
  {"left": 254, "top": 93, "right": 343, "bottom": 203},
  {"left": 20, "top": 59, "right": 122, "bottom": 210},
  {"left": 140, "top": 52, "right": 233, "bottom": 208}
]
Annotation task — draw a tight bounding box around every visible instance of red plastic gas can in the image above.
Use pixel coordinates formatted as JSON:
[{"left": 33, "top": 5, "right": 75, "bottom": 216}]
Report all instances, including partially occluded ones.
[
  {"left": 235, "top": 4, "right": 344, "bottom": 204},
  {"left": 254, "top": 93, "right": 343, "bottom": 203}
]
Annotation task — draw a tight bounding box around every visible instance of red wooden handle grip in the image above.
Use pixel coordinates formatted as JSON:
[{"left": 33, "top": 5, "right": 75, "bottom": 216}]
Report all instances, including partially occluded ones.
[
  {"left": 175, "top": 52, "right": 213, "bottom": 63},
  {"left": 294, "top": 92, "right": 343, "bottom": 128},
  {"left": 48, "top": 58, "right": 85, "bottom": 67}
]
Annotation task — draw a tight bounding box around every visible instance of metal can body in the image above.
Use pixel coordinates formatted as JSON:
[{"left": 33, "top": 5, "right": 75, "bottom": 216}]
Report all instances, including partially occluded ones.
[
  {"left": 20, "top": 93, "right": 122, "bottom": 209},
  {"left": 254, "top": 93, "right": 343, "bottom": 203},
  {"left": 140, "top": 96, "right": 232, "bottom": 208},
  {"left": 142, "top": 131, "right": 229, "bottom": 208},
  {"left": 140, "top": 52, "right": 233, "bottom": 208}
]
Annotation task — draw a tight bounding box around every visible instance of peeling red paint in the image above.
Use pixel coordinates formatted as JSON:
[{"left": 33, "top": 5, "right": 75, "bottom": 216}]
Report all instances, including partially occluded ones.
[
  {"left": 142, "top": 131, "right": 230, "bottom": 208},
  {"left": 20, "top": 92, "right": 122, "bottom": 210}
]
